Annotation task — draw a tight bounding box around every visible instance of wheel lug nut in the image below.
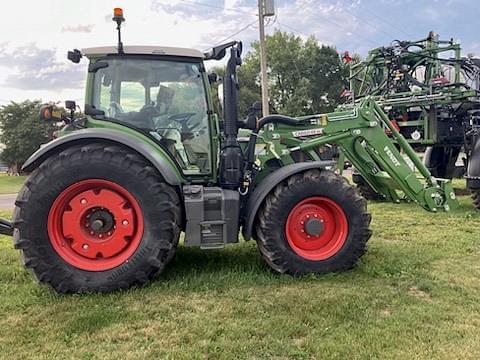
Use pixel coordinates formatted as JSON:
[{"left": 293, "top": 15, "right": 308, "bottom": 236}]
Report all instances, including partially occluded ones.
[
  {"left": 80, "top": 198, "right": 87, "bottom": 205},
  {"left": 90, "top": 231, "right": 94, "bottom": 235},
  {"left": 82, "top": 244, "right": 89, "bottom": 250},
  {"left": 98, "top": 234, "right": 103, "bottom": 239},
  {"left": 85, "top": 223, "right": 89, "bottom": 227},
  {"left": 107, "top": 232, "right": 112, "bottom": 236},
  {"left": 122, "top": 220, "right": 129, "bottom": 226}
]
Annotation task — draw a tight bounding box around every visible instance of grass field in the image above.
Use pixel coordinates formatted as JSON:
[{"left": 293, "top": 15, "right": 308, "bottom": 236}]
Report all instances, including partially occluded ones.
[
  {"left": 0, "top": 173, "right": 26, "bottom": 194},
  {"left": 0, "top": 184, "right": 479, "bottom": 359}
]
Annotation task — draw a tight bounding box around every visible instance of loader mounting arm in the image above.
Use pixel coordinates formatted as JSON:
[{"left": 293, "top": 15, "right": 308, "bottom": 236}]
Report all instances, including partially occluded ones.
[{"left": 261, "top": 98, "right": 459, "bottom": 212}]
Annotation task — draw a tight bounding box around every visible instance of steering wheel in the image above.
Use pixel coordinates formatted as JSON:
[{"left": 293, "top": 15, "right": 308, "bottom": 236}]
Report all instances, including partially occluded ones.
[{"left": 167, "top": 112, "right": 199, "bottom": 132}]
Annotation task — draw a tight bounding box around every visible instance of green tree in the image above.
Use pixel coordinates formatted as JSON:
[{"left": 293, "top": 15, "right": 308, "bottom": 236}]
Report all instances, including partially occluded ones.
[
  {"left": 208, "top": 64, "right": 262, "bottom": 120},
  {"left": 237, "top": 31, "right": 348, "bottom": 117},
  {"left": 237, "top": 57, "right": 262, "bottom": 117},
  {"left": 0, "top": 100, "right": 56, "bottom": 171}
]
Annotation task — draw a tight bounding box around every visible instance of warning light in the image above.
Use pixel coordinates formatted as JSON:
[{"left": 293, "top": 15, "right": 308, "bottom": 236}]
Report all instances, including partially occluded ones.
[
  {"left": 112, "top": 7, "right": 125, "bottom": 53},
  {"left": 113, "top": 8, "right": 123, "bottom": 17}
]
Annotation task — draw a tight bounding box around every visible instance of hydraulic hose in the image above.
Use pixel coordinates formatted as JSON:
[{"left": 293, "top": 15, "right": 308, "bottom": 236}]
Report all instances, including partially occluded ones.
[
  {"left": 256, "top": 114, "right": 303, "bottom": 129},
  {"left": 244, "top": 114, "right": 309, "bottom": 177}
]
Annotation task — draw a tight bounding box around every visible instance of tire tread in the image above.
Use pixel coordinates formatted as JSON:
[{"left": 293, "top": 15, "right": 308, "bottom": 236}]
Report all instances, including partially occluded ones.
[
  {"left": 255, "top": 169, "right": 372, "bottom": 275},
  {"left": 13, "top": 142, "right": 181, "bottom": 293}
]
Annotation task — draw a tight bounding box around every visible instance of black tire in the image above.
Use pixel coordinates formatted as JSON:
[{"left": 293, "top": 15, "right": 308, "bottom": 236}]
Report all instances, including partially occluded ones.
[
  {"left": 356, "top": 180, "right": 385, "bottom": 201},
  {"left": 424, "top": 146, "right": 461, "bottom": 179},
  {"left": 352, "top": 172, "right": 384, "bottom": 201},
  {"left": 471, "top": 191, "right": 480, "bottom": 210},
  {"left": 255, "top": 170, "right": 372, "bottom": 275},
  {"left": 13, "top": 143, "right": 181, "bottom": 293}
]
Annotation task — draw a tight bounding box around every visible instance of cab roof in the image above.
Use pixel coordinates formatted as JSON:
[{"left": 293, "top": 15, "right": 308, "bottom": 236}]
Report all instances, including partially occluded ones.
[{"left": 82, "top": 46, "right": 204, "bottom": 59}]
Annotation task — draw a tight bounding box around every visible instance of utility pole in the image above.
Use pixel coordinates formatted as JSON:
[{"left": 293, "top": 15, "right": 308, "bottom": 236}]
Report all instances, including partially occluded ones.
[{"left": 258, "top": 0, "right": 269, "bottom": 116}]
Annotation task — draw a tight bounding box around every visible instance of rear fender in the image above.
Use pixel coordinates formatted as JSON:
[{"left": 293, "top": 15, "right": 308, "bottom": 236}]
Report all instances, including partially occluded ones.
[{"left": 22, "top": 128, "right": 183, "bottom": 186}]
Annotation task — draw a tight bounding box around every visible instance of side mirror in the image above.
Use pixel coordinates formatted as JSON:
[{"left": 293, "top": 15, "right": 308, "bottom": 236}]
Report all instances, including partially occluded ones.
[
  {"left": 39, "top": 104, "right": 64, "bottom": 122},
  {"left": 67, "top": 49, "right": 82, "bottom": 63},
  {"left": 238, "top": 101, "right": 261, "bottom": 130},
  {"left": 65, "top": 100, "right": 76, "bottom": 111},
  {"left": 208, "top": 72, "right": 221, "bottom": 84}
]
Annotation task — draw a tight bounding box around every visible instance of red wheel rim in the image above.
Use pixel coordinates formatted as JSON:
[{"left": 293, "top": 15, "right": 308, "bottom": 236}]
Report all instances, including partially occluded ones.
[
  {"left": 47, "top": 179, "right": 144, "bottom": 271},
  {"left": 286, "top": 197, "right": 348, "bottom": 261}
]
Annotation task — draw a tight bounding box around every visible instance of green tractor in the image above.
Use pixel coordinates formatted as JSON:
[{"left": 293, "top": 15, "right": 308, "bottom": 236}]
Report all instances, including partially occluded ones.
[{"left": 1, "top": 10, "right": 459, "bottom": 293}]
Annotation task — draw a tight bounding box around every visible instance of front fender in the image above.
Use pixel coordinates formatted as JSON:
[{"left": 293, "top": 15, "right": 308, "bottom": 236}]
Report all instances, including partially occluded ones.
[
  {"left": 22, "top": 128, "right": 183, "bottom": 186},
  {"left": 242, "top": 161, "right": 334, "bottom": 241}
]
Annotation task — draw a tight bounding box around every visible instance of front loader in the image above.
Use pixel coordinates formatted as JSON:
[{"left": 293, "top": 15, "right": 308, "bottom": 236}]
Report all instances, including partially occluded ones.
[{"left": 1, "top": 9, "right": 459, "bottom": 293}]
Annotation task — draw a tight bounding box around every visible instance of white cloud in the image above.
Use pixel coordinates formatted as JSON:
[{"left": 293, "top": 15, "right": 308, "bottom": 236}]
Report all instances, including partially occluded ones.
[
  {"left": 0, "top": 43, "right": 85, "bottom": 90},
  {"left": 61, "top": 25, "right": 95, "bottom": 33},
  {"left": 0, "top": 0, "right": 380, "bottom": 105}
]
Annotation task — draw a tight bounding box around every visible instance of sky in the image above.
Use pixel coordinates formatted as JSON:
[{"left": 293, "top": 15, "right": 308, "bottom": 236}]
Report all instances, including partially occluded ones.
[{"left": 0, "top": 0, "right": 479, "bottom": 106}]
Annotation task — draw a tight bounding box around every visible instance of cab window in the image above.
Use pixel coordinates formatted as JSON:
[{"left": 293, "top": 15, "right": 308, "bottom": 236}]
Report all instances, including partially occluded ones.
[{"left": 92, "top": 58, "right": 211, "bottom": 175}]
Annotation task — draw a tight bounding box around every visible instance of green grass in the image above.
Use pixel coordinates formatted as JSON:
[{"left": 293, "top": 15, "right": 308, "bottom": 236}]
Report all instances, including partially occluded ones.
[
  {"left": 0, "top": 173, "right": 25, "bottom": 194},
  {"left": 1, "top": 187, "right": 479, "bottom": 359}
]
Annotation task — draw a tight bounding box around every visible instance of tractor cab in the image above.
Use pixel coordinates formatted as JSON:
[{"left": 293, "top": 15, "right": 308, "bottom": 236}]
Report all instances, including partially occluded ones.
[
  {"left": 82, "top": 46, "right": 214, "bottom": 175},
  {"left": 55, "top": 7, "right": 243, "bottom": 181}
]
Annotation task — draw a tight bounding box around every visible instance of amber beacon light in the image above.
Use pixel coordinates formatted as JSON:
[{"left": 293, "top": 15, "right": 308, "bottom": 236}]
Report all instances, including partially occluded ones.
[{"left": 113, "top": 7, "right": 124, "bottom": 19}]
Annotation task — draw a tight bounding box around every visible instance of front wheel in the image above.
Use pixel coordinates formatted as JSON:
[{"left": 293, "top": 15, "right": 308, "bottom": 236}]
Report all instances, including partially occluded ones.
[
  {"left": 352, "top": 172, "right": 384, "bottom": 201},
  {"left": 255, "top": 170, "right": 372, "bottom": 275},
  {"left": 13, "top": 143, "right": 181, "bottom": 293}
]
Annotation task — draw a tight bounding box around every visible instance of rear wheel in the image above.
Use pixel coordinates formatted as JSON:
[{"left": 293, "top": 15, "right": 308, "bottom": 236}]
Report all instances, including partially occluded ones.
[
  {"left": 255, "top": 170, "right": 372, "bottom": 275},
  {"left": 13, "top": 143, "right": 181, "bottom": 293}
]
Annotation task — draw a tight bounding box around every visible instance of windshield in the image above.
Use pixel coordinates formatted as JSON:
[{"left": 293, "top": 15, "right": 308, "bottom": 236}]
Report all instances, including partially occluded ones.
[{"left": 92, "top": 57, "right": 211, "bottom": 174}]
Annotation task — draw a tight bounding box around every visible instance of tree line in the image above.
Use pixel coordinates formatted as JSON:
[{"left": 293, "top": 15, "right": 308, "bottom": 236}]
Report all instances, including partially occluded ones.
[
  {"left": 213, "top": 30, "right": 349, "bottom": 117},
  {"left": 0, "top": 31, "right": 348, "bottom": 170}
]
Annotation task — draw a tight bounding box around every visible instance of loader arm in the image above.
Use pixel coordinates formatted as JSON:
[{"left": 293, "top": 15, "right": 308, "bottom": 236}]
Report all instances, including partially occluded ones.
[{"left": 268, "top": 97, "right": 458, "bottom": 212}]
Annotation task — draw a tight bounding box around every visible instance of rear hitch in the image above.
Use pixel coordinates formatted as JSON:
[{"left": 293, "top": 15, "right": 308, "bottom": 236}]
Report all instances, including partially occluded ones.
[{"left": 0, "top": 218, "right": 13, "bottom": 236}]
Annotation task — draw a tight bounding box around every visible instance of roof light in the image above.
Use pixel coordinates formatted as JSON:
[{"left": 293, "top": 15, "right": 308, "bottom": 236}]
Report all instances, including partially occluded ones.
[
  {"left": 113, "top": 8, "right": 123, "bottom": 17},
  {"left": 112, "top": 7, "right": 125, "bottom": 53}
]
